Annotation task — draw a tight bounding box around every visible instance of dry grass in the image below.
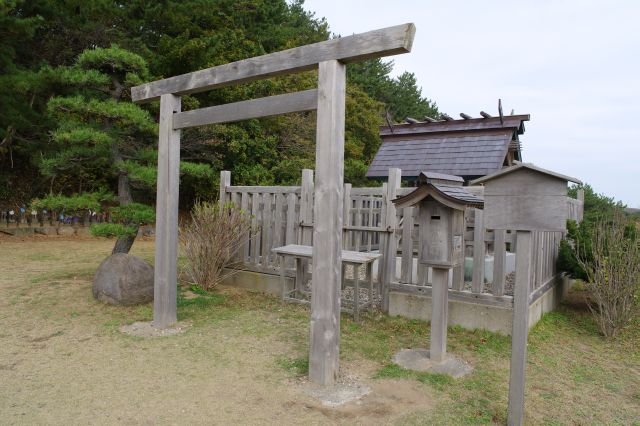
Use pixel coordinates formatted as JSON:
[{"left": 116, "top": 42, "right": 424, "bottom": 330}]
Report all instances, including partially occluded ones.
[
  {"left": 180, "top": 202, "right": 253, "bottom": 291},
  {"left": 0, "top": 235, "right": 638, "bottom": 425}
]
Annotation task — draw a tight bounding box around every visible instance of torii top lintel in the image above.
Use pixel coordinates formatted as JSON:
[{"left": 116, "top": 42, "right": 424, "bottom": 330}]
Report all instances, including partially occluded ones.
[{"left": 131, "top": 23, "right": 416, "bottom": 103}]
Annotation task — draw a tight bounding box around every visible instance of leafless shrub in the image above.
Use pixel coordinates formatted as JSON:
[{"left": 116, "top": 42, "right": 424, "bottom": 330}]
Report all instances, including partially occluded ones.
[
  {"left": 577, "top": 210, "right": 640, "bottom": 338},
  {"left": 180, "top": 201, "right": 254, "bottom": 291}
]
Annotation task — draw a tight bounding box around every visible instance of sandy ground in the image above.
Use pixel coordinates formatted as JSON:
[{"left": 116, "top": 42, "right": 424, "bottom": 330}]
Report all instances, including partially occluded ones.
[{"left": 0, "top": 236, "right": 438, "bottom": 425}]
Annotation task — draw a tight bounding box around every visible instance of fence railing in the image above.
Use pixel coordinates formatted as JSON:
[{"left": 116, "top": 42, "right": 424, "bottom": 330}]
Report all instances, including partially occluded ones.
[{"left": 219, "top": 168, "right": 583, "bottom": 308}]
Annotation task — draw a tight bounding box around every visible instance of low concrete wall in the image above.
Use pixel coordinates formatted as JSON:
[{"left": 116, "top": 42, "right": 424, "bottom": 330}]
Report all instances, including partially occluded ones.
[
  {"left": 221, "top": 268, "right": 293, "bottom": 296},
  {"left": 220, "top": 267, "right": 570, "bottom": 335},
  {"left": 388, "top": 275, "right": 570, "bottom": 335},
  {"left": 389, "top": 291, "right": 514, "bottom": 334}
]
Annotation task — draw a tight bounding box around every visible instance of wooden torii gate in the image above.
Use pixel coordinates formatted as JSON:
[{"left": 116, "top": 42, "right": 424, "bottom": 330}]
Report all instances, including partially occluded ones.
[{"left": 131, "top": 23, "right": 416, "bottom": 386}]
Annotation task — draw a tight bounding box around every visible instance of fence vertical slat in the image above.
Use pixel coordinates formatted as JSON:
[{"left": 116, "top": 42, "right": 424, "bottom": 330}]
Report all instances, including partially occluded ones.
[
  {"left": 530, "top": 231, "right": 538, "bottom": 292},
  {"left": 381, "top": 168, "right": 401, "bottom": 311},
  {"left": 274, "top": 193, "right": 284, "bottom": 265},
  {"left": 300, "top": 169, "right": 314, "bottom": 245},
  {"left": 354, "top": 197, "right": 362, "bottom": 251},
  {"left": 285, "top": 192, "right": 297, "bottom": 268},
  {"left": 401, "top": 206, "right": 414, "bottom": 284},
  {"left": 262, "top": 193, "right": 273, "bottom": 266},
  {"left": 493, "top": 229, "right": 507, "bottom": 296},
  {"left": 343, "top": 183, "right": 352, "bottom": 250},
  {"left": 416, "top": 207, "right": 426, "bottom": 285},
  {"left": 472, "top": 208, "right": 485, "bottom": 293},
  {"left": 219, "top": 170, "right": 231, "bottom": 204},
  {"left": 367, "top": 197, "right": 375, "bottom": 251},
  {"left": 452, "top": 207, "right": 465, "bottom": 291},
  {"left": 251, "top": 194, "right": 260, "bottom": 265},
  {"left": 240, "top": 192, "right": 249, "bottom": 263}
]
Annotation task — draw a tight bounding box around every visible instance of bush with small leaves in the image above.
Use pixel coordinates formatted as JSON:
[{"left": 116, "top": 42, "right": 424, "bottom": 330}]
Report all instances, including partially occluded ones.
[{"left": 576, "top": 210, "right": 640, "bottom": 338}]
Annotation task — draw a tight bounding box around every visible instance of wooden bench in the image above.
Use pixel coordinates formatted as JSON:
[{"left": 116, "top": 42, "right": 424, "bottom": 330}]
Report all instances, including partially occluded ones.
[{"left": 272, "top": 244, "right": 381, "bottom": 320}]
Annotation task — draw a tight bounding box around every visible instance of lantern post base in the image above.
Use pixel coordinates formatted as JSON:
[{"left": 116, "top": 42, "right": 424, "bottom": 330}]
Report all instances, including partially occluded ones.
[{"left": 392, "top": 348, "right": 473, "bottom": 378}]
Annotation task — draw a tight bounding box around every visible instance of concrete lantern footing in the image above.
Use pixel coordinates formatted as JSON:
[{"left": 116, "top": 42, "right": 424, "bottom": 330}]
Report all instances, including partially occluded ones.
[{"left": 392, "top": 348, "right": 473, "bottom": 378}]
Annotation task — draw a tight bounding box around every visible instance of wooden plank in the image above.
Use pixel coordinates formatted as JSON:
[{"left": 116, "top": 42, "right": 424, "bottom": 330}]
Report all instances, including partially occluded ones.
[
  {"left": 529, "top": 274, "right": 559, "bottom": 305},
  {"left": 173, "top": 89, "right": 318, "bottom": 129},
  {"left": 251, "top": 194, "right": 260, "bottom": 265},
  {"left": 285, "top": 192, "right": 297, "bottom": 269},
  {"left": 381, "top": 168, "right": 401, "bottom": 311},
  {"left": 226, "top": 186, "right": 300, "bottom": 194},
  {"left": 262, "top": 193, "right": 273, "bottom": 266},
  {"left": 508, "top": 230, "right": 533, "bottom": 426},
  {"left": 240, "top": 192, "right": 250, "bottom": 262},
  {"left": 493, "top": 229, "right": 507, "bottom": 296},
  {"left": 274, "top": 193, "right": 284, "bottom": 264},
  {"left": 367, "top": 197, "right": 375, "bottom": 251},
  {"left": 389, "top": 282, "right": 514, "bottom": 309},
  {"left": 272, "top": 244, "right": 381, "bottom": 263},
  {"left": 350, "top": 187, "right": 385, "bottom": 196},
  {"left": 300, "top": 169, "right": 314, "bottom": 245},
  {"left": 452, "top": 208, "right": 466, "bottom": 291},
  {"left": 472, "top": 208, "right": 485, "bottom": 293},
  {"left": 153, "top": 94, "right": 181, "bottom": 328},
  {"left": 484, "top": 194, "right": 568, "bottom": 232},
  {"left": 132, "top": 24, "right": 415, "bottom": 102},
  {"left": 354, "top": 197, "right": 362, "bottom": 251},
  {"left": 309, "top": 60, "right": 346, "bottom": 386},
  {"left": 219, "top": 170, "right": 230, "bottom": 205},
  {"left": 417, "top": 220, "right": 427, "bottom": 286},
  {"left": 401, "top": 207, "right": 414, "bottom": 284},
  {"left": 299, "top": 223, "right": 388, "bottom": 234},
  {"left": 343, "top": 183, "right": 352, "bottom": 250},
  {"left": 430, "top": 267, "right": 449, "bottom": 362}
]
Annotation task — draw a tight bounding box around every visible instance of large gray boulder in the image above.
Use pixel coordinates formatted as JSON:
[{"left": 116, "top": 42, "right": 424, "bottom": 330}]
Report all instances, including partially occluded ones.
[{"left": 92, "top": 253, "right": 154, "bottom": 305}]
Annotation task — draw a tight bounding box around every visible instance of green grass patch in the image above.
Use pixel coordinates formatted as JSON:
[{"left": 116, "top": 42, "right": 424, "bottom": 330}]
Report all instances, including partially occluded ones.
[
  {"left": 374, "top": 364, "right": 453, "bottom": 391},
  {"left": 277, "top": 356, "right": 309, "bottom": 376}
]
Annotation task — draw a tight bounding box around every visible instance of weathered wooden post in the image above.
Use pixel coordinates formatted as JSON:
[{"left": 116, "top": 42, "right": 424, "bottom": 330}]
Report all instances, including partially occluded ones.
[
  {"left": 219, "top": 170, "right": 230, "bottom": 205},
  {"left": 381, "top": 168, "right": 401, "bottom": 312},
  {"left": 308, "top": 60, "right": 346, "bottom": 385},
  {"left": 153, "top": 94, "right": 181, "bottom": 328},
  {"left": 471, "top": 163, "right": 582, "bottom": 425},
  {"left": 392, "top": 172, "right": 482, "bottom": 376}
]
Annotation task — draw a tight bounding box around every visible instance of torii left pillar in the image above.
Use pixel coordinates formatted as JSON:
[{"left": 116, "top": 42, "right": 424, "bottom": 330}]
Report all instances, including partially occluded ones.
[{"left": 153, "top": 94, "right": 181, "bottom": 328}]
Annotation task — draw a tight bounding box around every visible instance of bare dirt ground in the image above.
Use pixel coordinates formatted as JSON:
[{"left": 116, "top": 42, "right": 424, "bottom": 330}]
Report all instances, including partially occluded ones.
[
  {"left": 1, "top": 235, "right": 639, "bottom": 425},
  {"left": 0, "top": 236, "right": 437, "bottom": 425}
]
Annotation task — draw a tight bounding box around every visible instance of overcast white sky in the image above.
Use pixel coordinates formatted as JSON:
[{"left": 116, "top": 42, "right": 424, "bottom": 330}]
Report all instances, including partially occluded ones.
[{"left": 302, "top": 0, "right": 639, "bottom": 207}]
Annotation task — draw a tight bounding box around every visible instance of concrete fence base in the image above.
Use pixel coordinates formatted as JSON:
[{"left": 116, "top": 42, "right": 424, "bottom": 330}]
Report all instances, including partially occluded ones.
[
  {"left": 221, "top": 268, "right": 572, "bottom": 335},
  {"left": 389, "top": 274, "right": 570, "bottom": 335}
]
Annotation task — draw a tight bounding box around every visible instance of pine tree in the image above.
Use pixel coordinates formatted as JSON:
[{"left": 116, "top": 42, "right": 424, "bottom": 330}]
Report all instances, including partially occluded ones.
[{"left": 38, "top": 45, "right": 212, "bottom": 254}]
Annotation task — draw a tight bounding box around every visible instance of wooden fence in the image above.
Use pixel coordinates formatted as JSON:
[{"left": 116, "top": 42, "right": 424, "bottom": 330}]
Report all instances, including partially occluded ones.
[{"left": 220, "top": 169, "right": 584, "bottom": 309}]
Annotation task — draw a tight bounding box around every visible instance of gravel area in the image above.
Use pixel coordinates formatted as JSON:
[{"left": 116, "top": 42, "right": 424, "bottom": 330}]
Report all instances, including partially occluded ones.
[{"left": 462, "top": 271, "right": 515, "bottom": 296}]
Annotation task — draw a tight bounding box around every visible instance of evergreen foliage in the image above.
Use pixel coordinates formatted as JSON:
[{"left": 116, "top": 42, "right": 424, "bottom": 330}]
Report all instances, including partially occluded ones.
[{"left": 3, "top": 0, "right": 442, "bottom": 207}]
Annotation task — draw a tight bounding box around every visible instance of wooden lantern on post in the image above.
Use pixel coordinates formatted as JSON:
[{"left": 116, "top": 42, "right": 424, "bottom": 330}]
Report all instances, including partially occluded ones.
[
  {"left": 471, "top": 162, "right": 581, "bottom": 426},
  {"left": 394, "top": 172, "right": 483, "bottom": 365}
]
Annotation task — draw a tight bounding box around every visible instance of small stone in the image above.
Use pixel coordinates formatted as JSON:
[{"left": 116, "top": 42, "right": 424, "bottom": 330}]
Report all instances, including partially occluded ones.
[{"left": 56, "top": 226, "right": 75, "bottom": 236}]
